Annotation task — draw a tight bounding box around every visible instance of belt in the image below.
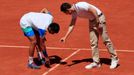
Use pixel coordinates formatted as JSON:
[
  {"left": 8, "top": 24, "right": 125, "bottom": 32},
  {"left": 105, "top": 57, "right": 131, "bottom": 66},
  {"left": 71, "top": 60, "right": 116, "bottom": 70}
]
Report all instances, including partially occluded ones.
[{"left": 98, "top": 13, "right": 103, "bottom": 17}]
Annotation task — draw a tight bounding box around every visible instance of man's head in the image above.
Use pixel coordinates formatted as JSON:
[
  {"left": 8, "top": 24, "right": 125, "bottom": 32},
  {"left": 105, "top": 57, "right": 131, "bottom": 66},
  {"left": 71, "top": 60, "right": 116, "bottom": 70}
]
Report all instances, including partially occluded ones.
[
  {"left": 48, "top": 23, "right": 60, "bottom": 34},
  {"left": 60, "top": 2, "right": 73, "bottom": 15}
]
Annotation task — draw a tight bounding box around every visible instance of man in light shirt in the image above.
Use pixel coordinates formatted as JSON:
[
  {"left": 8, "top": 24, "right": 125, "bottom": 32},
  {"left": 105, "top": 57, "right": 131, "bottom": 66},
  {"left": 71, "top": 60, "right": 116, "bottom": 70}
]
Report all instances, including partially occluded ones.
[
  {"left": 60, "top": 2, "right": 119, "bottom": 69},
  {"left": 20, "top": 8, "right": 60, "bottom": 69}
]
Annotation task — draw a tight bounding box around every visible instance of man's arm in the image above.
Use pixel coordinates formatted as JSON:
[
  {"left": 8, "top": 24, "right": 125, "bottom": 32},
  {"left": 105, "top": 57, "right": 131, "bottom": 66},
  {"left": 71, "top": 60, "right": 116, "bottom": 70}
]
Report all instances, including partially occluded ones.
[
  {"left": 64, "top": 17, "right": 77, "bottom": 38},
  {"left": 61, "top": 17, "right": 77, "bottom": 42},
  {"left": 40, "top": 8, "right": 49, "bottom": 13}
]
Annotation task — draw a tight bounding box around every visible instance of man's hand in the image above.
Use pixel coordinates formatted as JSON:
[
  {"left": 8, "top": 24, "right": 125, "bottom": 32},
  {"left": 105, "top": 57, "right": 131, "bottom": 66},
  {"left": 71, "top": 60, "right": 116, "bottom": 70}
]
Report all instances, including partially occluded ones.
[
  {"left": 45, "top": 57, "right": 51, "bottom": 68},
  {"left": 43, "top": 37, "right": 47, "bottom": 41},
  {"left": 40, "top": 8, "right": 48, "bottom": 13},
  {"left": 60, "top": 37, "right": 66, "bottom": 43}
]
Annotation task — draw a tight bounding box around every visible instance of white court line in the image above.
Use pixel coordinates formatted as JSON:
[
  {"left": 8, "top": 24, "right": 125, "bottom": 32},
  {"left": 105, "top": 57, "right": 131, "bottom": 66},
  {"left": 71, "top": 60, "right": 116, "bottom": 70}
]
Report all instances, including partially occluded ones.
[
  {"left": 0, "top": 45, "right": 134, "bottom": 52},
  {"left": 0, "top": 44, "right": 134, "bottom": 74},
  {"left": 42, "top": 49, "right": 81, "bottom": 75}
]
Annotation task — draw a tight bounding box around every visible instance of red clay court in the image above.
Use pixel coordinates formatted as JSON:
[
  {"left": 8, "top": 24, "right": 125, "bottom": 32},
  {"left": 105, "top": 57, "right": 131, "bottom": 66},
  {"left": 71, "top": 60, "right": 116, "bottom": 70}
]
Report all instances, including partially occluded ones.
[{"left": 0, "top": 0, "right": 134, "bottom": 75}]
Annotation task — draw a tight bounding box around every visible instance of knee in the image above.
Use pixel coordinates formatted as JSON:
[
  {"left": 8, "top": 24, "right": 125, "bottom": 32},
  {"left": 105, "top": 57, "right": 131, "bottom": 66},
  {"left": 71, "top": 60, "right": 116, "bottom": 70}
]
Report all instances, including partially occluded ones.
[
  {"left": 103, "top": 40, "right": 113, "bottom": 47},
  {"left": 90, "top": 40, "right": 98, "bottom": 48},
  {"left": 31, "top": 40, "right": 37, "bottom": 45},
  {"left": 102, "top": 36, "right": 110, "bottom": 45}
]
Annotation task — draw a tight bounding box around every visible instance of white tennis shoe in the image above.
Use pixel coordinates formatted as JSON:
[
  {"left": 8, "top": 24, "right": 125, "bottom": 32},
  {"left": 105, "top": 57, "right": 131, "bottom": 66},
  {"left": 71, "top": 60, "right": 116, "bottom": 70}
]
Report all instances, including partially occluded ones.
[
  {"left": 110, "top": 58, "right": 119, "bottom": 69},
  {"left": 85, "top": 62, "right": 101, "bottom": 69}
]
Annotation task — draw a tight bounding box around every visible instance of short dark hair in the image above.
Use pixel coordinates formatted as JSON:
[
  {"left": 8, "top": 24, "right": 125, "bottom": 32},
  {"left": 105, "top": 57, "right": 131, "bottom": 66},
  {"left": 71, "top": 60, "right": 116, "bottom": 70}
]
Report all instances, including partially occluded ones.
[
  {"left": 60, "top": 2, "right": 71, "bottom": 12},
  {"left": 48, "top": 22, "right": 60, "bottom": 33}
]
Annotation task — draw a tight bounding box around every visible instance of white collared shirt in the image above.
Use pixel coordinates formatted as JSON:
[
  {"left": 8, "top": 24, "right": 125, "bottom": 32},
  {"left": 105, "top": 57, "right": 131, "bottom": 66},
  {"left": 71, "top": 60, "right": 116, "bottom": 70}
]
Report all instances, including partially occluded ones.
[{"left": 72, "top": 2, "right": 102, "bottom": 20}]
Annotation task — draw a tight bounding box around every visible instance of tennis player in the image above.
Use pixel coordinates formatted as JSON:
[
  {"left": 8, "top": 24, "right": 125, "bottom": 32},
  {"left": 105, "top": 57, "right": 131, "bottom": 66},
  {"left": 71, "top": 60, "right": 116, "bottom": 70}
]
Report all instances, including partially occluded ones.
[{"left": 20, "top": 8, "right": 60, "bottom": 69}]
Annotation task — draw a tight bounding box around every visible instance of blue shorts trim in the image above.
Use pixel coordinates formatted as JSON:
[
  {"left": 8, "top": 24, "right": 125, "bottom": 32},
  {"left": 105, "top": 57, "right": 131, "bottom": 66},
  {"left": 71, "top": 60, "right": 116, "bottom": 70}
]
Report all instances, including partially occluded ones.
[
  {"left": 24, "top": 30, "right": 35, "bottom": 37},
  {"left": 21, "top": 27, "right": 46, "bottom": 37}
]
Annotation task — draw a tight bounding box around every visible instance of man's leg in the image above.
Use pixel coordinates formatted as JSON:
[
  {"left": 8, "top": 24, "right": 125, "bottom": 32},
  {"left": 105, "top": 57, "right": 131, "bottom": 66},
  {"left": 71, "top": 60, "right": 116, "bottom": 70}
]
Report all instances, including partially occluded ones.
[
  {"left": 99, "top": 15, "right": 119, "bottom": 69},
  {"left": 85, "top": 21, "right": 101, "bottom": 69},
  {"left": 100, "top": 25, "right": 119, "bottom": 69},
  {"left": 34, "top": 31, "right": 46, "bottom": 65},
  {"left": 90, "top": 29, "right": 100, "bottom": 63},
  {"left": 22, "top": 27, "right": 40, "bottom": 69},
  {"left": 27, "top": 36, "right": 40, "bottom": 69},
  {"left": 34, "top": 30, "right": 51, "bottom": 68},
  {"left": 38, "top": 38, "right": 51, "bottom": 68}
]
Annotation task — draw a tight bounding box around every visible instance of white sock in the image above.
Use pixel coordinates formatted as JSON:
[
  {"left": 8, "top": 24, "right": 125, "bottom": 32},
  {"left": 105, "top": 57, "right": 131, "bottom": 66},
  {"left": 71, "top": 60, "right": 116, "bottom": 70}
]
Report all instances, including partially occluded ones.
[{"left": 28, "top": 56, "right": 33, "bottom": 64}]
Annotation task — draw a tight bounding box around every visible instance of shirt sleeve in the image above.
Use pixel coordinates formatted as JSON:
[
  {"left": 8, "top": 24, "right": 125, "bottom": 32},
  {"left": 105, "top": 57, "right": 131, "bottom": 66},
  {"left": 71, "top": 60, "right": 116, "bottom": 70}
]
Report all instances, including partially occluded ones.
[{"left": 72, "top": 12, "right": 77, "bottom": 19}]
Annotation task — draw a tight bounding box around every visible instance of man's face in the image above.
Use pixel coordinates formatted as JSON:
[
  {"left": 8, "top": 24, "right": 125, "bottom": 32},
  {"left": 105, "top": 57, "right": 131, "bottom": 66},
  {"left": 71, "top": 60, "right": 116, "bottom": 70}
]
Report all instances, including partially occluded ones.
[
  {"left": 49, "top": 30, "right": 55, "bottom": 34},
  {"left": 64, "top": 9, "right": 72, "bottom": 15}
]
